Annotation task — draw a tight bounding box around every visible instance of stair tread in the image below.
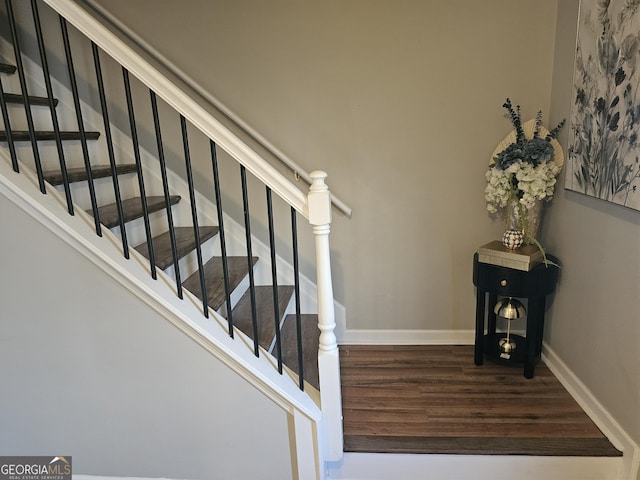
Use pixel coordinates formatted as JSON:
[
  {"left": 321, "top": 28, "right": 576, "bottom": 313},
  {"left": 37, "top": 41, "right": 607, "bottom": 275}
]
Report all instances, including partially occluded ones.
[
  {"left": 3, "top": 93, "right": 58, "bottom": 107},
  {"left": 134, "top": 226, "right": 219, "bottom": 270},
  {"left": 0, "top": 130, "right": 100, "bottom": 141},
  {"left": 0, "top": 63, "right": 16, "bottom": 74},
  {"left": 44, "top": 164, "right": 138, "bottom": 186},
  {"left": 280, "top": 314, "right": 319, "bottom": 390},
  {"left": 184, "top": 256, "right": 258, "bottom": 311},
  {"left": 232, "top": 285, "right": 294, "bottom": 351},
  {"left": 91, "top": 195, "right": 180, "bottom": 229}
]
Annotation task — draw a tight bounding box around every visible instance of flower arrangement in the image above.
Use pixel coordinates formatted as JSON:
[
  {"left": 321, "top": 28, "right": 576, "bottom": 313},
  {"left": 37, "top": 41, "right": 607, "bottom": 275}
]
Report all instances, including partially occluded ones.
[{"left": 485, "top": 99, "right": 565, "bottom": 243}]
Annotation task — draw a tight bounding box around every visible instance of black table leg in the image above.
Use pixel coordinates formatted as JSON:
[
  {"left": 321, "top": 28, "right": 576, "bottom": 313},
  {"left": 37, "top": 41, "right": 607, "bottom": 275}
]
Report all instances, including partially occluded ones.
[
  {"left": 474, "top": 289, "right": 486, "bottom": 366},
  {"left": 524, "top": 297, "right": 545, "bottom": 379}
]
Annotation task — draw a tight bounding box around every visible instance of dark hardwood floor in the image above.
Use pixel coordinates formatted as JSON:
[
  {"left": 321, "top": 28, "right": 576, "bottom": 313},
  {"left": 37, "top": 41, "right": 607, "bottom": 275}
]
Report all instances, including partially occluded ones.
[{"left": 339, "top": 344, "right": 622, "bottom": 456}]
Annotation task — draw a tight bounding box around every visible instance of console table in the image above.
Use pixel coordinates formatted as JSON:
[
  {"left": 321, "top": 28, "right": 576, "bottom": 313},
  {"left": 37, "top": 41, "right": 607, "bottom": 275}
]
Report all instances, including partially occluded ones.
[{"left": 473, "top": 253, "right": 559, "bottom": 378}]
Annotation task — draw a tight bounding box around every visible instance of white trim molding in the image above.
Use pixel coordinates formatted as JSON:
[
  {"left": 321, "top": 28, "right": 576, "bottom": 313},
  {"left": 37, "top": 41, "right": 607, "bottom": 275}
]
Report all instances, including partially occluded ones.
[
  {"left": 543, "top": 345, "right": 639, "bottom": 480},
  {"left": 327, "top": 452, "right": 620, "bottom": 480}
]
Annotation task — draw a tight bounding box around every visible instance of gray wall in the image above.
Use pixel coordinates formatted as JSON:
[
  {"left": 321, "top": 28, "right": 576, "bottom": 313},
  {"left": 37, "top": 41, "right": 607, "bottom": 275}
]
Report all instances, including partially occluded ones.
[
  {"left": 0, "top": 193, "right": 294, "bottom": 480},
  {"left": 546, "top": 0, "right": 640, "bottom": 460}
]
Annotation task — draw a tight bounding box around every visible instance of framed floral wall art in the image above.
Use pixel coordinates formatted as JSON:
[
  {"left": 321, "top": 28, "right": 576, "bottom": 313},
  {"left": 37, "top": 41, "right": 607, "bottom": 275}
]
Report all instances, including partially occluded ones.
[{"left": 566, "top": 0, "right": 640, "bottom": 211}]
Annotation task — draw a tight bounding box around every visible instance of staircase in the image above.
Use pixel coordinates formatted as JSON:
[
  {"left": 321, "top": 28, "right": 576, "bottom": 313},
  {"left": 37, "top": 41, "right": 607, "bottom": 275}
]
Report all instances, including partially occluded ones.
[
  {"left": 0, "top": 0, "right": 342, "bottom": 476},
  {"left": 0, "top": 56, "right": 320, "bottom": 390}
]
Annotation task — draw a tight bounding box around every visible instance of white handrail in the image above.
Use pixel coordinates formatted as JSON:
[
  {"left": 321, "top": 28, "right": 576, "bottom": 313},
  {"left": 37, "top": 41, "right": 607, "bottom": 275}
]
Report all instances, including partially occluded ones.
[
  {"left": 42, "top": 0, "right": 310, "bottom": 219},
  {"left": 76, "top": 0, "right": 352, "bottom": 219}
]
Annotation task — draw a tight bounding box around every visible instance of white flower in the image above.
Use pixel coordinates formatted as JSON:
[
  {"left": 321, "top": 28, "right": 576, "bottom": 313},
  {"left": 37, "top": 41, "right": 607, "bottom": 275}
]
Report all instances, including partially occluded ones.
[{"left": 485, "top": 160, "right": 560, "bottom": 214}]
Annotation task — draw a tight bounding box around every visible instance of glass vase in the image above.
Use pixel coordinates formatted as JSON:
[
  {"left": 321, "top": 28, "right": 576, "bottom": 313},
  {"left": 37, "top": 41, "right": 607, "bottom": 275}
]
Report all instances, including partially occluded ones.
[{"left": 505, "top": 198, "right": 543, "bottom": 243}]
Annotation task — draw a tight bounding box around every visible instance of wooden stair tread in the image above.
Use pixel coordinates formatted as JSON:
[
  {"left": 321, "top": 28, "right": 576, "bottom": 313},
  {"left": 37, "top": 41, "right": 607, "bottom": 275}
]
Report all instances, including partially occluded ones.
[
  {"left": 183, "top": 256, "right": 257, "bottom": 311},
  {"left": 134, "top": 225, "right": 219, "bottom": 270},
  {"left": 3, "top": 93, "right": 58, "bottom": 107},
  {"left": 280, "top": 314, "right": 319, "bottom": 390},
  {"left": 343, "top": 435, "right": 623, "bottom": 456},
  {"left": 0, "top": 130, "right": 100, "bottom": 141},
  {"left": 44, "top": 164, "right": 138, "bottom": 186},
  {"left": 0, "top": 63, "right": 16, "bottom": 74},
  {"left": 91, "top": 195, "right": 180, "bottom": 228},
  {"left": 232, "top": 285, "right": 294, "bottom": 351}
]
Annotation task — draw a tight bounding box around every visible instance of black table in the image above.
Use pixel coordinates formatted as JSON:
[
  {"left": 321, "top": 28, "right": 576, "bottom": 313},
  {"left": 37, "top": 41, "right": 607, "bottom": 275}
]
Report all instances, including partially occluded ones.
[{"left": 473, "top": 252, "right": 559, "bottom": 378}]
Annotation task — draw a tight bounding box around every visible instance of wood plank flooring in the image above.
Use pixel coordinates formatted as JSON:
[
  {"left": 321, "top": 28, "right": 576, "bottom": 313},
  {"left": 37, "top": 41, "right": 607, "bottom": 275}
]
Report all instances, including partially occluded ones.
[{"left": 339, "top": 345, "right": 622, "bottom": 456}]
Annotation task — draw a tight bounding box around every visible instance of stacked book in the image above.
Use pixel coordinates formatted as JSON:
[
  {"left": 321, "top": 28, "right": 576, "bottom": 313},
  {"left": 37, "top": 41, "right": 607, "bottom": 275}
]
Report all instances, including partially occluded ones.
[{"left": 477, "top": 240, "right": 543, "bottom": 271}]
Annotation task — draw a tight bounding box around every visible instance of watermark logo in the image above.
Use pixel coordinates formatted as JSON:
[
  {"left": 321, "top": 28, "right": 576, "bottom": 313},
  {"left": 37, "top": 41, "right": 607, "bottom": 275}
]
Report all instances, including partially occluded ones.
[{"left": 0, "top": 456, "right": 72, "bottom": 480}]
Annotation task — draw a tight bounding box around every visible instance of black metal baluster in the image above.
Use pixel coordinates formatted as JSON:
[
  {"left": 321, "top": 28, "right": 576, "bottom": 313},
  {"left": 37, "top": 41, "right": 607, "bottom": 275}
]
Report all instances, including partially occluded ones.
[
  {"left": 150, "top": 91, "right": 182, "bottom": 298},
  {"left": 266, "top": 187, "right": 283, "bottom": 373},
  {"left": 92, "top": 42, "right": 129, "bottom": 258},
  {"left": 241, "top": 165, "right": 259, "bottom": 356},
  {"left": 31, "top": 0, "right": 72, "bottom": 215},
  {"left": 5, "top": 0, "right": 44, "bottom": 192},
  {"left": 123, "top": 68, "right": 155, "bottom": 278},
  {"left": 180, "top": 115, "right": 208, "bottom": 317},
  {"left": 60, "top": 17, "right": 101, "bottom": 236},
  {"left": 210, "top": 140, "right": 234, "bottom": 337},
  {"left": 291, "top": 207, "right": 305, "bottom": 390},
  {"left": 0, "top": 76, "right": 18, "bottom": 172}
]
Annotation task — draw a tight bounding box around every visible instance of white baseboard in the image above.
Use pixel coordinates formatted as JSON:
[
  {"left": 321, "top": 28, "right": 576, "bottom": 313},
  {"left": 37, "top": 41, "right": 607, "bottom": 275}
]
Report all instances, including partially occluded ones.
[
  {"left": 336, "top": 328, "right": 475, "bottom": 345},
  {"left": 327, "top": 453, "right": 620, "bottom": 480},
  {"left": 542, "top": 344, "right": 639, "bottom": 480}
]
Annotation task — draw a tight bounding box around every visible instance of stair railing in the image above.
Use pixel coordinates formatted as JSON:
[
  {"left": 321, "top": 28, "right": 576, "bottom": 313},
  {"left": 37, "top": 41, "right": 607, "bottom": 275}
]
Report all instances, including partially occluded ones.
[
  {"left": 0, "top": 0, "right": 343, "bottom": 462},
  {"left": 78, "top": 0, "right": 353, "bottom": 220}
]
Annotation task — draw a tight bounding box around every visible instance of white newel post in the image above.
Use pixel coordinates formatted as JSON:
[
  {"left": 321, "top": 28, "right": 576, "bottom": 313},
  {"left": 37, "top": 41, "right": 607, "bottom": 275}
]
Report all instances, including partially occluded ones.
[{"left": 307, "top": 171, "right": 344, "bottom": 462}]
